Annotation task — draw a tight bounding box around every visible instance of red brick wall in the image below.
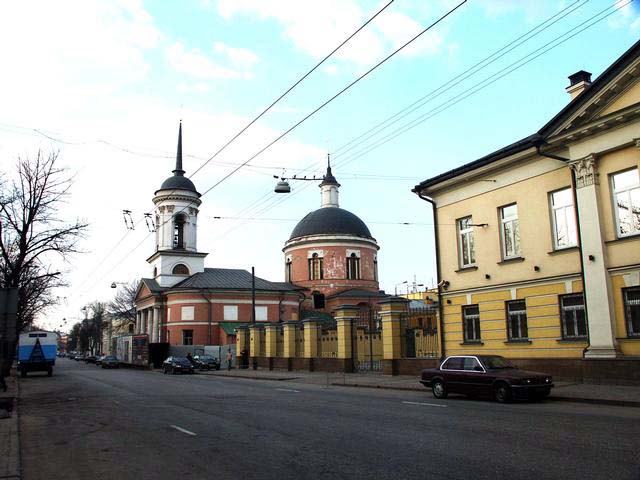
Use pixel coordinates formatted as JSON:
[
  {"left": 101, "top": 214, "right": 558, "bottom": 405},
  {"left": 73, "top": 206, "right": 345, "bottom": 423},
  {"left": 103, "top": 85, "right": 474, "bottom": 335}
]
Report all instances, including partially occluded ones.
[{"left": 286, "top": 244, "right": 379, "bottom": 297}]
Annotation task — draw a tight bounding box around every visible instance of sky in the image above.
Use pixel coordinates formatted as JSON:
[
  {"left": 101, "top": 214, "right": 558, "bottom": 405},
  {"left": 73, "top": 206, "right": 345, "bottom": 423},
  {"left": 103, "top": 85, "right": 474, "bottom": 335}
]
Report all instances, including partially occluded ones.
[{"left": 0, "top": 0, "right": 638, "bottom": 332}]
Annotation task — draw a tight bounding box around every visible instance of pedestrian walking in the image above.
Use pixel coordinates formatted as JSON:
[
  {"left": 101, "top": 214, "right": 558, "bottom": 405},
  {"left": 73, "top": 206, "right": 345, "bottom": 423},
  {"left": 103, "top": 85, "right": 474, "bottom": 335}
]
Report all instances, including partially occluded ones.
[{"left": 226, "top": 349, "right": 233, "bottom": 371}]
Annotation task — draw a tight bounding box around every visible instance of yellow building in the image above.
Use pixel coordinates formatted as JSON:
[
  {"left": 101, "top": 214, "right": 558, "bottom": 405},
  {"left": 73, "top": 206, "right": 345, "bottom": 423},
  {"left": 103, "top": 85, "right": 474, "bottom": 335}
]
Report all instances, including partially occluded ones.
[{"left": 414, "top": 40, "right": 640, "bottom": 373}]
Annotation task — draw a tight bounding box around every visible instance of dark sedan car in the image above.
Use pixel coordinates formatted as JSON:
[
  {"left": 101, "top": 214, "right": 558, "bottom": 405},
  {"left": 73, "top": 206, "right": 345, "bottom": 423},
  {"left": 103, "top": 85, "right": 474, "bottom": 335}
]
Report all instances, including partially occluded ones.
[
  {"left": 101, "top": 356, "right": 120, "bottom": 369},
  {"left": 163, "top": 356, "right": 195, "bottom": 375},
  {"left": 420, "top": 355, "right": 553, "bottom": 403},
  {"left": 84, "top": 355, "right": 97, "bottom": 364},
  {"left": 192, "top": 355, "right": 220, "bottom": 371}
]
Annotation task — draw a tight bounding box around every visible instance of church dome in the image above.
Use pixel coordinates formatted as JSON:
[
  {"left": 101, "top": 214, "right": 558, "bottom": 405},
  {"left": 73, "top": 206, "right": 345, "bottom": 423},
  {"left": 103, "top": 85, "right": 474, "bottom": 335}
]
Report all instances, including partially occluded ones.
[
  {"left": 289, "top": 207, "right": 372, "bottom": 240},
  {"left": 158, "top": 174, "right": 199, "bottom": 194}
]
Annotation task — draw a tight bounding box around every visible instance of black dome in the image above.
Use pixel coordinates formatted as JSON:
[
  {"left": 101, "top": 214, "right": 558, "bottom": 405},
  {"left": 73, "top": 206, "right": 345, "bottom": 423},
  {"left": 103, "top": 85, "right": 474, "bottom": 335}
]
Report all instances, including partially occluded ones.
[
  {"left": 158, "top": 175, "right": 199, "bottom": 195},
  {"left": 289, "top": 207, "right": 372, "bottom": 240}
]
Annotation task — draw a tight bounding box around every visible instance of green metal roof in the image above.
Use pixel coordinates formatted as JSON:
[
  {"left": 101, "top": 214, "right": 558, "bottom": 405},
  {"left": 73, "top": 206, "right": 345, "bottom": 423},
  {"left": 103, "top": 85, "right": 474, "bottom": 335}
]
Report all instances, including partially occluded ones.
[{"left": 219, "top": 322, "right": 249, "bottom": 335}]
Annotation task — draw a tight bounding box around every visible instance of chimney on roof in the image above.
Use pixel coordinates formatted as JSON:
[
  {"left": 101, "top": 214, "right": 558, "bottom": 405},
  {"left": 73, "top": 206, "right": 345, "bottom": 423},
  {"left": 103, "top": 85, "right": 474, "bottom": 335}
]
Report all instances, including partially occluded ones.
[{"left": 566, "top": 70, "right": 592, "bottom": 100}]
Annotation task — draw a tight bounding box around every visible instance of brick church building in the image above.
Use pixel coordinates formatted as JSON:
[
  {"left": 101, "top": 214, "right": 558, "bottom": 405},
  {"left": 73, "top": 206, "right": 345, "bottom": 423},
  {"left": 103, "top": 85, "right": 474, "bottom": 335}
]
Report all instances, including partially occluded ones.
[{"left": 134, "top": 125, "right": 385, "bottom": 346}]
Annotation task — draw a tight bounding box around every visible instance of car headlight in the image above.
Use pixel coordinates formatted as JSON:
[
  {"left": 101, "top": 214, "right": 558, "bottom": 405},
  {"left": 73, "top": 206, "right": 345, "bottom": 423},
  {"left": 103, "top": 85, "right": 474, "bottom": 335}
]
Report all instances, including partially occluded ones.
[
  {"left": 545, "top": 377, "right": 551, "bottom": 383},
  {"left": 523, "top": 378, "right": 531, "bottom": 384}
]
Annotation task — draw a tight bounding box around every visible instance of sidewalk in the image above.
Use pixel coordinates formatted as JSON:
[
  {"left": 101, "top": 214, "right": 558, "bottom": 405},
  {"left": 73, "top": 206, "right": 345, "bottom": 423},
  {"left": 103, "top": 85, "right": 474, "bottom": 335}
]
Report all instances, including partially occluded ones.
[
  {"left": 0, "top": 372, "right": 21, "bottom": 480},
  {"left": 200, "top": 368, "right": 640, "bottom": 408}
]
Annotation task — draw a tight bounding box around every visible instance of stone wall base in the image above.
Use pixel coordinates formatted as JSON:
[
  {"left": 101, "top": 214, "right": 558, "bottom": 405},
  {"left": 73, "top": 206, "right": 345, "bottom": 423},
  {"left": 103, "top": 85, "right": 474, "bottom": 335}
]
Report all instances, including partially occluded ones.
[
  {"left": 509, "top": 358, "right": 640, "bottom": 385},
  {"left": 252, "top": 357, "right": 355, "bottom": 373}
]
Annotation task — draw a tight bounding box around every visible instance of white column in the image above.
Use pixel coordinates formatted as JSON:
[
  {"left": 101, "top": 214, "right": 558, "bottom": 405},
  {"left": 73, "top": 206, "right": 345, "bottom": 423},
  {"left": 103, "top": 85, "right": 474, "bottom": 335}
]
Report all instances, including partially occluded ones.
[
  {"left": 136, "top": 311, "right": 141, "bottom": 334},
  {"left": 152, "top": 307, "right": 160, "bottom": 343},
  {"left": 570, "top": 155, "right": 618, "bottom": 358}
]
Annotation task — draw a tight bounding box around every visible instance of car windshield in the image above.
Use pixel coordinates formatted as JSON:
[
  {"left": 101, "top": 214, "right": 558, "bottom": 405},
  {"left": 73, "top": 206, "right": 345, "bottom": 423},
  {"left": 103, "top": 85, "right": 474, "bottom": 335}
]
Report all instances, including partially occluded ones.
[
  {"left": 198, "top": 356, "right": 214, "bottom": 361},
  {"left": 482, "top": 356, "right": 516, "bottom": 369},
  {"left": 174, "top": 357, "right": 190, "bottom": 364},
  {"left": 105, "top": 356, "right": 117, "bottom": 360}
]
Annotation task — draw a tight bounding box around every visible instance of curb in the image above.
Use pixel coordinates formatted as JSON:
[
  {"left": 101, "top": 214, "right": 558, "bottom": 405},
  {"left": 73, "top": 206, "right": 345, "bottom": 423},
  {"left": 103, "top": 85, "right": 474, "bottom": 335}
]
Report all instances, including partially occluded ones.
[
  {"left": 0, "top": 374, "right": 21, "bottom": 480},
  {"left": 331, "top": 382, "right": 640, "bottom": 408}
]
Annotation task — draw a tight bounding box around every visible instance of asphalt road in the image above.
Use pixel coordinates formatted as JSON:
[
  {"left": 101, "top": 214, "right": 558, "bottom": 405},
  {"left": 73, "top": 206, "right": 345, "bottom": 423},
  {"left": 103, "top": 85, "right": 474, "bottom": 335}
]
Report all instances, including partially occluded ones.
[{"left": 18, "top": 359, "right": 640, "bottom": 480}]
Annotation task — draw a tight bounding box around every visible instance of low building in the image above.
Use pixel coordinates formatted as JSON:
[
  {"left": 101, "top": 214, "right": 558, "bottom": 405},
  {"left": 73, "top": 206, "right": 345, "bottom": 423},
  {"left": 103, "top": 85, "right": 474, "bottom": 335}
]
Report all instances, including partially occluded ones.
[{"left": 413, "top": 40, "right": 640, "bottom": 380}]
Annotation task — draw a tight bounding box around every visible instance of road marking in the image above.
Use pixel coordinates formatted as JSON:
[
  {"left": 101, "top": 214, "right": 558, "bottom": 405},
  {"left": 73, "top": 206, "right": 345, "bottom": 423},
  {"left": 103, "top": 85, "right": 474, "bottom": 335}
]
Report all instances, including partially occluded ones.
[
  {"left": 402, "top": 401, "right": 447, "bottom": 408},
  {"left": 170, "top": 425, "right": 197, "bottom": 436},
  {"left": 276, "top": 388, "right": 300, "bottom": 393}
]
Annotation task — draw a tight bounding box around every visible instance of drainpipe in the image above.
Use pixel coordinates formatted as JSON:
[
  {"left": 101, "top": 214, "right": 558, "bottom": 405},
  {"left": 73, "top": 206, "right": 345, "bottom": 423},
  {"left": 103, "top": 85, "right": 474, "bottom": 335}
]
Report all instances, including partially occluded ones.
[
  {"left": 200, "top": 291, "right": 213, "bottom": 346},
  {"left": 414, "top": 191, "right": 446, "bottom": 360},
  {"left": 535, "top": 142, "right": 590, "bottom": 353}
]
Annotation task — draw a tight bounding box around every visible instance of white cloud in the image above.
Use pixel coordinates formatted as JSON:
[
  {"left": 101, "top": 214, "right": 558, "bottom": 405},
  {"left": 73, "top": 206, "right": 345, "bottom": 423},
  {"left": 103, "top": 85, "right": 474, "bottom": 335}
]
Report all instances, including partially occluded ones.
[
  {"left": 213, "top": 41, "right": 261, "bottom": 69},
  {"left": 324, "top": 64, "right": 339, "bottom": 76},
  {"left": 166, "top": 41, "right": 240, "bottom": 80},
  {"left": 216, "top": 0, "right": 446, "bottom": 66}
]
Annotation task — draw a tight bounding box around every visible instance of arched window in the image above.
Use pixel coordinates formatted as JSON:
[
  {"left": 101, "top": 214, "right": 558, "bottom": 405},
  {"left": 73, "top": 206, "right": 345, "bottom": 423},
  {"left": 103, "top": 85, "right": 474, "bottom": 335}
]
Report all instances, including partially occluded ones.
[
  {"left": 173, "top": 213, "right": 187, "bottom": 249},
  {"left": 313, "top": 292, "right": 325, "bottom": 309},
  {"left": 346, "top": 253, "right": 360, "bottom": 280},
  {"left": 285, "top": 258, "right": 292, "bottom": 282},
  {"left": 153, "top": 266, "right": 158, "bottom": 277},
  {"left": 308, "top": 253, "right": 323, "bottom": 280},
  {"left": 374, "top": 256, "right": 378, "bottom": 282},
  {"left": 172, "top": 263, "right": 189, "bottom": 275}
]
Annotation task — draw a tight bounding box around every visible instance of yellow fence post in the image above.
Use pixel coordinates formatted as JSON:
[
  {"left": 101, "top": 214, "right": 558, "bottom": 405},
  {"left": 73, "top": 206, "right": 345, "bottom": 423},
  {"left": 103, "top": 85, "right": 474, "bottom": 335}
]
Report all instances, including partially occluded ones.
[
  {"left": 235, "top": 325, "right": 249, "bottom": 367},
  {"left": 265, "top": 324, "right": 277, "bottom": 358},
  {"left": 334, "top": 305, "right": 359, "bottom": 372},
  {"left": 283, "top": 321, "right": 297, "bottom": 362},
  {"left": 248, "top": 324, "right": 263, "bottom": 369},
  {"left": 303, "top": 319, "right": 320, "bottom": 359},
  {"left": 380, "top": 297, "right": 409, "bottom": 375}
]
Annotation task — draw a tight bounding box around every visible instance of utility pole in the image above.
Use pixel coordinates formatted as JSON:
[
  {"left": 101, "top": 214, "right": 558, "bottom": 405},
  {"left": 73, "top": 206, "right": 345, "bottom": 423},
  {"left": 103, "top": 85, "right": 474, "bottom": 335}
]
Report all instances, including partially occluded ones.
[{"left": 251, "top": 267, "right": 256, "bottom": 324}]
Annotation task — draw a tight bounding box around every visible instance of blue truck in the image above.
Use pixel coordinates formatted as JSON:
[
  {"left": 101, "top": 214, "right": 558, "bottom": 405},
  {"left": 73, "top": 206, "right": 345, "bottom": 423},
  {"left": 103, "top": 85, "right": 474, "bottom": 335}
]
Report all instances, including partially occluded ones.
[{"left": 18, "top": 330, "right": 57, "bottom": 377}]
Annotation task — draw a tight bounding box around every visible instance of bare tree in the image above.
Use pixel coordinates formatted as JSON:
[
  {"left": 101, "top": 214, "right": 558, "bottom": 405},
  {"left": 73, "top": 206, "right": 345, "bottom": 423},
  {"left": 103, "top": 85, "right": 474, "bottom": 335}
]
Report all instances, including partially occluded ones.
[
  {"left": 108, "top": 280, "right": 139, "bottom": 322},
  {"left": 0, "top": 150, "right": 88, "bottom": 366}
]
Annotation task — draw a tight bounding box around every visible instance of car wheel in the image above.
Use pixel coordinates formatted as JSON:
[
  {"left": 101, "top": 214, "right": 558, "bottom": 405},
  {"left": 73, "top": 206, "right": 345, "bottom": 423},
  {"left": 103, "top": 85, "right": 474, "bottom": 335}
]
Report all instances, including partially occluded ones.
[
  {"left": 171, "top": 367, "right": 175, "bottom": 375},
  {"left": 432, "top": 380, "right": 448, "bottom": 399},
  {"left": 47, "top": 367, "right": 53, "bottom": 377},
  {"left": 494, "top": 383, "right": 512, "bottom": 403},
  {"left": 163, "top": 367, "right": 167, "bottom": 374}
]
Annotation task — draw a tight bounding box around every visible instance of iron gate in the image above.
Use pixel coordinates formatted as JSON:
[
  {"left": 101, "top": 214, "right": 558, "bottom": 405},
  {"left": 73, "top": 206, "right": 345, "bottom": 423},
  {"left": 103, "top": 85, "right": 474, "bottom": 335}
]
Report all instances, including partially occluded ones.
[{"left": 352, "top": 306, "right": 382, "bottom": 372}]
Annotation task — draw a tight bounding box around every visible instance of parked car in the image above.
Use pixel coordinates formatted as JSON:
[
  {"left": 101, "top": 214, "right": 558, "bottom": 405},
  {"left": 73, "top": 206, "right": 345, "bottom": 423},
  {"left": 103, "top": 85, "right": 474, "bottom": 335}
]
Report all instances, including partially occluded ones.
[
  {"left": 95, "top": 355, "right": 106, "bottom": 366},
  {"left": 84, "top": 355, "right": 97, "bottom": 364},
  {"left": 100, "top": 356, "right": 120, "bottom": 369},
  {"left": 74, "top": 354, "right": 85, "bottom": 362},
  {"left": 192, "top": 355, "right": 220, "bottom": 370},
  {"left": 163, "top": 356, "right": 195, "bottom": 375},
  {"left": 420, "top": 355, "right": 553, "bottom": 403}
]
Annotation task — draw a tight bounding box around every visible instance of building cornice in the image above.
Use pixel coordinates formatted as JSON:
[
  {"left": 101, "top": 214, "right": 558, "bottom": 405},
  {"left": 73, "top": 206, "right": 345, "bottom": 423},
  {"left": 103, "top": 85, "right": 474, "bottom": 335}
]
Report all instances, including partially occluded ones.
[{"left": 283, "top": 234, "right": 379, "bottom": 252}]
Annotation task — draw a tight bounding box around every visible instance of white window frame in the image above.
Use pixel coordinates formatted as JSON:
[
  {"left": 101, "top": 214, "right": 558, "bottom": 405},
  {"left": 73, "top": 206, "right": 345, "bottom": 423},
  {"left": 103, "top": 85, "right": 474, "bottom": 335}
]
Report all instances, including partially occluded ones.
[
  {"left": 462, "top": 305, "right": 481, "bottom": 342},
  {"left": 255, "top": 306, "right": 268, "bottom": 322},
  {"left": 223, "top": 305, "right": 238, "bottom": 321},
  {"left": 181, "top": 306, "right": 194, "bottom": 321},
  {"left": 550, "top": 188, "right": 578, "bottom": 250},
  {"left": 457, "top": 216, "right": 475, "bottom": 267},
  {"left": 611, "top": 168, "right": 640, "bottom": 238},
  {"left": 560, "top": 293, "right": 587, "bottom": 339},
  {"left": 500, "top": 204, "right": 521, "bottom": 260}
]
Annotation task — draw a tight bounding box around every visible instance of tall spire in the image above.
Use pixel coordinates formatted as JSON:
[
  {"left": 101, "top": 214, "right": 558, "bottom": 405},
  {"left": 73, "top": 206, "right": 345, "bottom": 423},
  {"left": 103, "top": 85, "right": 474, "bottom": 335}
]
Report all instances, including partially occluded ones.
[
  {"left": 319, "top": 153, "right": 340, "bottom": 187},
  {"left": 173, "top": 121, "right": 185, "bottom": 176}
]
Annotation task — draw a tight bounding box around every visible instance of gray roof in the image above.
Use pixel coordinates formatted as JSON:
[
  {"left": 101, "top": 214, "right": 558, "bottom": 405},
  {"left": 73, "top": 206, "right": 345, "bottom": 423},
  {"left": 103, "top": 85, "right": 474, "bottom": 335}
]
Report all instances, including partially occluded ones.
[
  {"left": 140, "top": 278, "right": 164, "bottom": 294},
  {"left": 328, "top": 289, "right": 389, "bottom": 299},
  {"left": 173, "top": 268, "right": 298, "bottom": 291},
  {"left": 289, "top": 207, "right": 373, "bottom": 240}
]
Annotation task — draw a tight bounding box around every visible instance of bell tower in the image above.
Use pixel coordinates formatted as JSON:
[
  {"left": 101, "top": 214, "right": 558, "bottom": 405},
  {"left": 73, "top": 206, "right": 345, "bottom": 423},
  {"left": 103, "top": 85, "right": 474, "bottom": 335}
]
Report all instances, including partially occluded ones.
[{"left": 147, "top": 122, "right": 208, "bottom": 287}]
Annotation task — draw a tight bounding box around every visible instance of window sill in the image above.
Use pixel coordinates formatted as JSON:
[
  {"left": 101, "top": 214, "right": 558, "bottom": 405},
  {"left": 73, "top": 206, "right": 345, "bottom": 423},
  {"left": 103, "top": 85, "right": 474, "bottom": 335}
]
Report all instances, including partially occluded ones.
[
  {"left": 459, "top": 341, "right": 483, "bottom": 346},
  {"left": 556, "top": 338, "right": 588, "bottom": 343},
  {"left": 547, "top": 246, "right": 579, "bottom": 255},
  {"left": 497, "top": 257, "right": 525, "bottom": 265},
  {"left": 504, "top": 339, "right": 532, "bottom": 344},
  {"left": 455, "top": 266, "right": 478, "bottom": 273},
  {"left": 616, "top": 336, "right": 640, "bottom": 341},
  {"left": 605, "top": 233, "right": 640, "bottom": 245}
]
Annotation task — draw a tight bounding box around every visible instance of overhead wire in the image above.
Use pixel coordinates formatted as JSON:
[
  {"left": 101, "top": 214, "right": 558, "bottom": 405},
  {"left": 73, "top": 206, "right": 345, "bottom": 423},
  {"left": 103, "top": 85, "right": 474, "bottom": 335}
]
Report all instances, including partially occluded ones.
[{"left": 70, "top": 0, "right": 401, "bottom": 298}]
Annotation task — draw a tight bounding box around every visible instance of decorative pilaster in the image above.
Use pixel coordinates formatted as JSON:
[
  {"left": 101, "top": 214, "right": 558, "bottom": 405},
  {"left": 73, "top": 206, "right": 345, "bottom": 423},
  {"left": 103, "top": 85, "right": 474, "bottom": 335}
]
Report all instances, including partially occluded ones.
[
  {"left": 570, "top": 153, "right": 619, "bottom": 358},
  {"left": 569, "top": 154, "right": 598, "bottom": 188},
  {"left": 136, "top": 311, "right": 142, "bottom": 334}
]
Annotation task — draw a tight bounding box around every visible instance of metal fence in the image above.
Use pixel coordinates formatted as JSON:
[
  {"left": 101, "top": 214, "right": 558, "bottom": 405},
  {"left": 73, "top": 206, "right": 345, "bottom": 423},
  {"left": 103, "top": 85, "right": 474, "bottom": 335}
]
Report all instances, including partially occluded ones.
[
  {"left": 400, "top": 305, "right": 438, "bottom": 358},
  {"left": 353, "top": 307, "right": 382, "bottom": 372}
]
